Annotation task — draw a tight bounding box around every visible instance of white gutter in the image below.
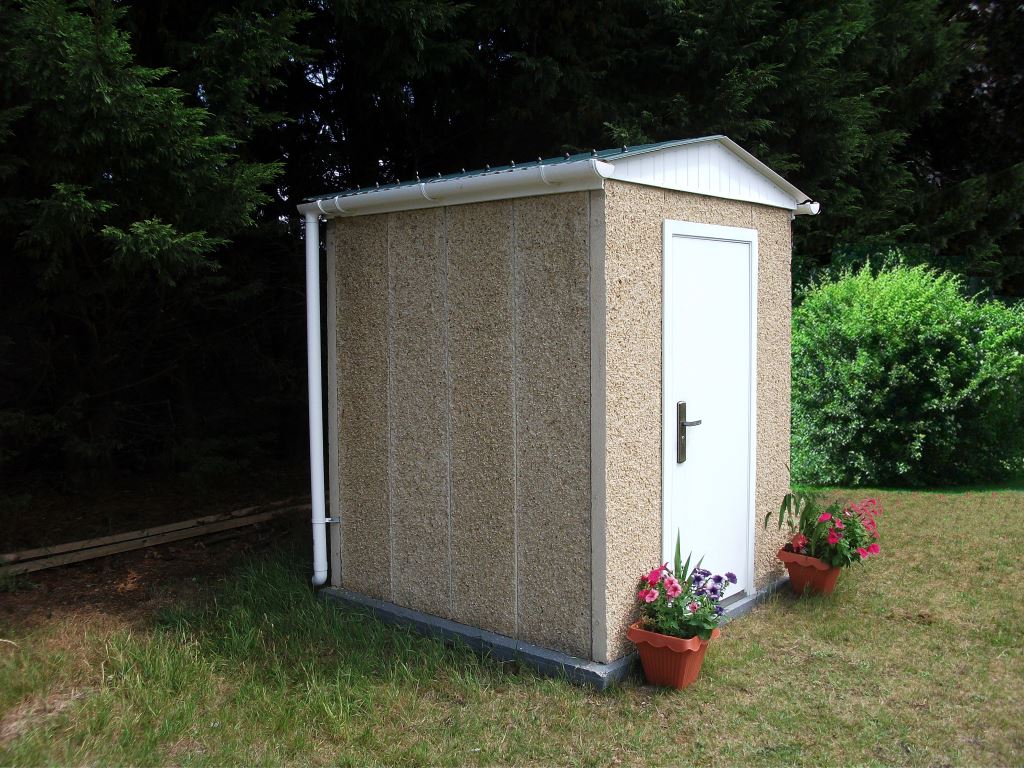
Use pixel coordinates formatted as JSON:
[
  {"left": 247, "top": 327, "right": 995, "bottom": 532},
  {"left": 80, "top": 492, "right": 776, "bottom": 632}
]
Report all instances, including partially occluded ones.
[
  {"left": 304, "top": 211, "right": 329, "bottom": 586},
  {"left": 297, "top": 158, "right": 615, "bottom": 219}
]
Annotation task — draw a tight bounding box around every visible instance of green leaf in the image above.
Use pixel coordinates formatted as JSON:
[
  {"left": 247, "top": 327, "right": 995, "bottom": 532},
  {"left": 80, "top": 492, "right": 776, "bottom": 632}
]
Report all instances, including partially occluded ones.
[{"left": 674, "top": 530, "right": 682, "bottom": 580}]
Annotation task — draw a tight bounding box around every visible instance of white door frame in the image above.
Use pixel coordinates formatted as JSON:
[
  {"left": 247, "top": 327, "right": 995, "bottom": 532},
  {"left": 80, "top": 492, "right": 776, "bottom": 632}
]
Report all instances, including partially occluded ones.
[{"left": 661, "top": 219, "right": 758, "bottom": 596}]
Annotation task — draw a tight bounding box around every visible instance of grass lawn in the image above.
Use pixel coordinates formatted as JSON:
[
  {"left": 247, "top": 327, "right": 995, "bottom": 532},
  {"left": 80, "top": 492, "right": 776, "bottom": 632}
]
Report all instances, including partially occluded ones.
[{"left": 1, "top": 488, "right": 1021, "bottom": 766}]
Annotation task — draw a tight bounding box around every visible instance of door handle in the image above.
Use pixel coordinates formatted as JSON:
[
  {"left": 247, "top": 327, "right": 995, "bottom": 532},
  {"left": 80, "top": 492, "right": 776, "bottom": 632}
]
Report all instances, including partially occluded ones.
[{"left": 677, "top": 402, "right": 701, "bottom": 464}]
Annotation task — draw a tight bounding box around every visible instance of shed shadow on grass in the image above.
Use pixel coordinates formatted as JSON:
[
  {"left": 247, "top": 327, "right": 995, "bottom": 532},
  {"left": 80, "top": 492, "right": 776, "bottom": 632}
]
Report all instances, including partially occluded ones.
[{"left": 151, "top": 550, "right": 552, "bottom": 693}]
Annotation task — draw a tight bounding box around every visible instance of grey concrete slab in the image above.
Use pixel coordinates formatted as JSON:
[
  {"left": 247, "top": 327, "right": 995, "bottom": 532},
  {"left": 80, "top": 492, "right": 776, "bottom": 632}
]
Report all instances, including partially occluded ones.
[
  {"left": 318, "top": 578, "right": 785, "bottom": 690},
  {"left": 723, "top": 576, "right": 788, "bottom": 620},
  {"left": 319, "top": 587, "right": 636, "bottom": 690}
]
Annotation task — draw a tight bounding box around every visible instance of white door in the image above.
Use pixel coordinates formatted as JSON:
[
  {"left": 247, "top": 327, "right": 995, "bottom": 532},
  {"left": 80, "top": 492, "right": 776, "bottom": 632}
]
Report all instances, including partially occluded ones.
[{"left": 662, "top": 220, "right": 757, "bottom": 597}]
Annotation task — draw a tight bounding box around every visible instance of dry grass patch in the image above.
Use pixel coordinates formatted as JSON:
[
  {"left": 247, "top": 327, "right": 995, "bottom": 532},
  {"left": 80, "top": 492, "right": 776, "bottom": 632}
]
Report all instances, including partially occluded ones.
[{"left": 0, "top": 689, "right": 86, "bottom": 746}]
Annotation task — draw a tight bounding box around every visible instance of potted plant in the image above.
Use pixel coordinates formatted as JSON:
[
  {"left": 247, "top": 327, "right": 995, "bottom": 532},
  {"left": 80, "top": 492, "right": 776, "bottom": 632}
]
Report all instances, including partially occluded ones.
[
  {"left": 626, "top": 535, "right": 735, "bottom": 690},
  {"left": 765, "top": 492, "right": 881, "bottom": 595}
]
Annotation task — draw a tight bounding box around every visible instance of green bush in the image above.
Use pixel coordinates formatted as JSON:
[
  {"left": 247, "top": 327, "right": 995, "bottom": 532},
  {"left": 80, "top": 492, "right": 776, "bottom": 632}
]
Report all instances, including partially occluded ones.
[{"left": 792, "top": 264, "right": 1024, "bottom": 486}]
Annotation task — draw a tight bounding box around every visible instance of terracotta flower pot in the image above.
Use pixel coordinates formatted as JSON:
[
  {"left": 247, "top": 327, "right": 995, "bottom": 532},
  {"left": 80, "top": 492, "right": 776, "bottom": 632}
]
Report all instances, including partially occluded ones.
[
  {"left": 626, "top": 623, "right": 721, "bottom": 690},
  {"left": 777, "top": 548, "right": 841, "bottom": 595}
]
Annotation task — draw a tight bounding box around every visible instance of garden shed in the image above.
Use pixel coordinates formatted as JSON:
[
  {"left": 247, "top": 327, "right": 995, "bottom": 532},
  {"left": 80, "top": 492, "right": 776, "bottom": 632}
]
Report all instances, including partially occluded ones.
[{"left": 297, "top": 136, "right": 819, "bottom": 685}]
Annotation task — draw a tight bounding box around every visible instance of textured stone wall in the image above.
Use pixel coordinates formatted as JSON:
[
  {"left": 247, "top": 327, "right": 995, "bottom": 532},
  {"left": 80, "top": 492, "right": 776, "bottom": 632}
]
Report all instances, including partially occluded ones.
[
  {"left": 512, "top": 195, "right": 592, "bottom": 654},
  {"left": 600, "top": 180, "right": 791, "bottom": 661},
  {"left": 333, "top": 215, "right": 391, "bottom": 600},
  {"left": 387, "top": 209, "right": 451, "bottom": 617},
  {"left": 328, "top": 193, "right": 592, "bottom": 658},
  {"left": 446, "top": 202, "right": 517, "bottom": 637}
]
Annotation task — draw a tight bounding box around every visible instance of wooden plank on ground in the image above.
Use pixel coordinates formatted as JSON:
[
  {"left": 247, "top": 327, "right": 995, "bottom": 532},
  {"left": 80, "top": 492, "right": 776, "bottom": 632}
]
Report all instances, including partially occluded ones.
[
  {"left": 0, "top": 496, "right": 304, "bottom": 564},
  {"left": 1, "top": 503, "right": 310, "bottom": 576}
]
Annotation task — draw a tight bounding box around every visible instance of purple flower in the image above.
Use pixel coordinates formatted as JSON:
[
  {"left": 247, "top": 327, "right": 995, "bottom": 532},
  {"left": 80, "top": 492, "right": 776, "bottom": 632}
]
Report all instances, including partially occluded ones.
[
  {"left": 708, "top": 586, "right": 720, "bottom": 599},
  {"left": 725, "top": 572, "right": 738, "bottom": 584},
  {"left": 712, "top": 574, "right": 724, "bottom": 585},
  {"left": 694, "top": 587, "right": 706, "bottom": 597},
  {"left": 714, "top": 606, "right": 724, "bottom": 616}
]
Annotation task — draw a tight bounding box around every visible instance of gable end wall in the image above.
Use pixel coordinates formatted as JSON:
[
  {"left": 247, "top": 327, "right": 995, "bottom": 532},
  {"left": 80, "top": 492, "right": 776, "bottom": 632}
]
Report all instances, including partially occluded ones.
[{"left": 600, "top": 180, "right": 791, "bottom": 661}]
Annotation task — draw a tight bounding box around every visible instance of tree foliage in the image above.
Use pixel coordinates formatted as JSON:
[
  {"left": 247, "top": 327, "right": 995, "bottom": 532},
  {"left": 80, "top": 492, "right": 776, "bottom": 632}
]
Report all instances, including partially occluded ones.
[
  {"left": 908, "top": 0, "right": 1024, "bottom": 295},
  {"left": 1, "top": 0, "right": 1020, "bottom": 487},
  {"left": 0, "top": 0, "right": 300, "bottom": 482},
  {"left": 275, "top": 0, "right": 992, "bottom": 282}
]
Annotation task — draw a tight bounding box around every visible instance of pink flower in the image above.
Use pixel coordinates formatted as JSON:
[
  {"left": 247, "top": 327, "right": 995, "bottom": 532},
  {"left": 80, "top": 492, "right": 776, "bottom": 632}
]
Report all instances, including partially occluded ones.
[
  {"left": 857, "top": 547, "right": 869, "bottom": 559},
  {"left": 637, "top": 587, "right": 659, "bottom": 603},
  {"left": 645, "top": 564, "right": 666, "bottom": 586},
  {"left": 664, "top": 576, "right": 682, "bottom": 599},
  {"left": 867, "top": 542, "right": 880, "bottom": 555},
  {"left": 818, "top": 513, "right": 832, "bottom": 523},
  {"left": 827, "top": 529, "right": 842, "bottom": 545},
  {"left": 791, "top": 533, "right": 808, "bottom": 550},
  {"left": 834, "top": 518, "right": 844, "bottom": 529},
  {"left": 857, "top": 499, "right": 881, "bottom": 518},
  {"left": 687, "top": 602, "right": 699, "bottom": 613}
]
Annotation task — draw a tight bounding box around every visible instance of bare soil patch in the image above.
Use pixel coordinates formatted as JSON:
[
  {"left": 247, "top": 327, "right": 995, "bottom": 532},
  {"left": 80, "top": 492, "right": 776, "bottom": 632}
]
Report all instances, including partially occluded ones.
[
  {"left": 0, "top": 468, "right": 308, "bottom": 631},
  {"left": 1, "top": 464, "right": 307, "bottom": 553}
]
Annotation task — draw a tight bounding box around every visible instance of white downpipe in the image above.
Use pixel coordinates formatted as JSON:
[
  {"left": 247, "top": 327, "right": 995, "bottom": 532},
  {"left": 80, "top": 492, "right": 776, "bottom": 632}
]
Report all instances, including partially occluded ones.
[{"left": 304, "top": 211, "right": 328, "bottom": 586}]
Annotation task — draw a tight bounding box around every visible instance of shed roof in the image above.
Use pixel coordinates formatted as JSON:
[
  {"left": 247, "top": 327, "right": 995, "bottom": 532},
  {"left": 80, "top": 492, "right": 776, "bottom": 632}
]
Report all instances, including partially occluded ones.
[{"left": 299, "top": 135, "right": 818, "bottom": 218}]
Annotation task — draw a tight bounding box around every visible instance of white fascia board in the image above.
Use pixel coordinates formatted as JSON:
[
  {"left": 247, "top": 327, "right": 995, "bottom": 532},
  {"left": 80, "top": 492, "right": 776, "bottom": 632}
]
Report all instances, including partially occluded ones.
[
  {"left": 297, "top": 159, "right": 615, "bottom": 218},
  {"left": 605, "top": 136, "right": 819, "bottom": 215},
  {"left": 715, "top": 137, "right": 814, "bottom": 209}
]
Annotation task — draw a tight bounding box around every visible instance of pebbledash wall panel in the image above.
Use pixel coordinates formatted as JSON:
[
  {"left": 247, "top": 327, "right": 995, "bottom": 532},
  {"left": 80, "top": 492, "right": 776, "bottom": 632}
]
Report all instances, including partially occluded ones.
[
  {"left": 599, "top": 180, "right": 791, "bottom": 660},
  {"left": 512, "top": 194, "right": 592, "bottom": 655},
  {"left": 328, "top": 193, "right": 593, "bottom": 658},
  {"left": 446, "top": 201, "right": 518, "bottom": 638},
  {"left": 333, "top": 215, "right": 391, "bottom": 601},
  {"left": 387, "top": 209, "right": 451, "bottom": 618}
]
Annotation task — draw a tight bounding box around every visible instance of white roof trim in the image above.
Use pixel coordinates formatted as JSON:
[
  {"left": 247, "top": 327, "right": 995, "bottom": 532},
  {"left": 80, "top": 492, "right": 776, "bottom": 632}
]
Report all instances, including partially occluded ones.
[
  {"left": 297, "top": 158, "right": 615, "bottom": 218},
  {"left": 298, "top": 136, "right": 819, "bottom": 218},
  {"left": 603, "top": 136, "right": 817, "bottom": 213},
  {"left": 716, "top": 136, "right": 810, "bottom": 203}
]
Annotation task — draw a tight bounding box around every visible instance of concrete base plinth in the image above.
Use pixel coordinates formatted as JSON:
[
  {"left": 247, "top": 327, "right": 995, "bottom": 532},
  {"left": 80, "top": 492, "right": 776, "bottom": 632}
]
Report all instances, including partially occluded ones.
[
  {"left": 319, "top": 587, "right": 636, "bottom": 689},
  {"left": 318, "top": 577, "right": 786, "bottom": 689}
]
